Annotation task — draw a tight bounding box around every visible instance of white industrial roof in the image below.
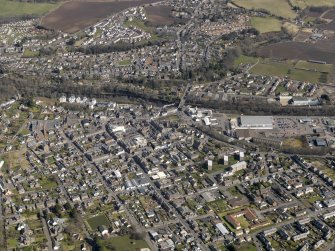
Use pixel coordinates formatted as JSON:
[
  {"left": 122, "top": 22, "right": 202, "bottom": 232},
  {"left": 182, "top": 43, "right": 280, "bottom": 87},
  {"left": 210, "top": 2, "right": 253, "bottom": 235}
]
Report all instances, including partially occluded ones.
[{"left": 240, "top": 115, "right": 273, "bottom": 127}]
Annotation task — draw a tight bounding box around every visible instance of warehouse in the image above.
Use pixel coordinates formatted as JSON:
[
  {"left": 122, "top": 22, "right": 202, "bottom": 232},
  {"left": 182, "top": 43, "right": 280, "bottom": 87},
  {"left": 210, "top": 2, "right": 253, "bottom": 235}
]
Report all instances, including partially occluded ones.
[{"left": 238, "top": 116, "right": 274, "bottom": 130}]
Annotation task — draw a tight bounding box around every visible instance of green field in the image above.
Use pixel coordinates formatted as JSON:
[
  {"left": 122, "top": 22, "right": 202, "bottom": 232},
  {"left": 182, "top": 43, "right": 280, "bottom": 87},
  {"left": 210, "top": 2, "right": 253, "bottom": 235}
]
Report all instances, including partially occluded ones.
[
  {"left": 290, "top": 0, "right": 335, "bottom": 9},
  {"left": 97, "top": 235, "right": 149, "bottom": 251},
  {"left": 250, "top": 61, "right": 291, "bottom": 77},
  {"left": 23, "top": 49, "right": 40, "bottom": 58},
  {"left": 250, "top": 17, "right": 282, "bottom": 33},
  {"left": 235, "top": 216, "right": 250, "bottom": 228},
  {"left": 289, "top": 68, "right": 323, "bottom": 83},
  {"left": 251, "top": 62, "right": 325, "bottom": 83},
  {"left": 118, "top": 59, "right": 132, "bottom": 66},
  {"left": 234, "top": 243, "right": 258, "bottom": 251},
  {"left": 124, "top": 18, "right": 159, "bottom": 41},
  {"left": 208, "top": 199, "right": 229, "bottom": 213},
  {"left": 234, "top": 55, "right": 260, "bottom": 67},
  {"left": 232, "top": 0, "right": 297, "bottom": 19},
  {"left": 86, "top": 214, "right": 110, "bottom": 230},
  {"left": 0, "top": 0, "right": 58, "bottom": 17},
  {"left": 295, "top": 60, "right": 333, "bottom": 73},
  {"left": 245, "top": 58, "right": 331, "bottom": 83}
]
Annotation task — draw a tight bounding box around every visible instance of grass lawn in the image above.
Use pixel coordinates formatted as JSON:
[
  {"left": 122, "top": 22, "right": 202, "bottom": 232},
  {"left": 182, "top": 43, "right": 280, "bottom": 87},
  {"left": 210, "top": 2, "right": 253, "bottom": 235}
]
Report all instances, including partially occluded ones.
[
  {"left": 124, "top": 18, "right": 159, "bottom": 41},
  {"left": 118, "top": 59, "right": 132, "bottom": 66},
  {"left": 289, "top": 68, "right": 323, "bottom": 83},
  {"left": 295, "top": 60, "right": 333, "bottom": 73},
  {"left": 234, "top": 55, "right": 259, "bottom": 67},
  {"left": 306, "top": 195, "right": 322, "bottom": 204},
  {"left": 23, "top": 49, "right": 40, "bottom": 58},
  {"left": 208, "top": 199, "right": 229, "bottom": 213},
  {"left": 250, "top": 17, "right": 282, "bottom": 33},
  {"left": 250, "top": 61, "right": 291, "bottom": 77},
  {"left": 19, "top": 128, "right": 31, "bottom": 136},
  {"left": 0, "top": 150, "right": 30, "bottom": 170},
  {"left": 0, "top": 0, "right": 58, "bottom": 17},
  {"left": 232, "top": 0, "right": 297, "bottom": 19},
  {"left": 86, "top": 214, "right": 110, "bottom": 230},
  {"left": 236, "top": 216, "right": 250, "bottom": 228},
  {"left": 250, "top": 60, "right": 328, "bottom": 83},
  {"left": 282, "top": 138, "right": 304, "bottom": 148},
  {"left": 98, "top": 235, "right": 149, "bottom": 251},
  {"left": 7, "top": 238, "right": 18, "bottom": 248},
  {"left": 39, "top": 177, "right": 57, "bottom": 189},
  {"left": 276, "top": 85, "right": 287, "bottom": 93},
  {"left": 209, "top": 163, "right": 228, "bottom": 173},
  {"left": 234, "top": 243, "right": 257, "bottom": 251}
]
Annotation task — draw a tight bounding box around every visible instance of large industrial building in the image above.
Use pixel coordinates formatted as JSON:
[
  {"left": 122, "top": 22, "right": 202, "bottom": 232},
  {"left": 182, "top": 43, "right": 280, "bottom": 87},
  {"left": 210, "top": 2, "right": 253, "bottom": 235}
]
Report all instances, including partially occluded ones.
[{"left": 238, "top": 116, "right": 274, "bottom": 130}]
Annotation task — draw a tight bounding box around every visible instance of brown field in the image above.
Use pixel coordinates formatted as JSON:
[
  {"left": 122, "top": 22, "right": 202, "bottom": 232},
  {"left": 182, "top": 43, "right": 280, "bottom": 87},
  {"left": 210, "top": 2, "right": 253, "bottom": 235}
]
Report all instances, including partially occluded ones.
[
  {"left": 319, "top": 9, "right": 335, "bottom": 31},
  {"left": 41, "top": 0, "right": 160, "bottom": 33},
  {"left": 144, "top": 5, "right": 175, "bottom": 26},
  {"left": 257, "top": 39, "right": 335, "bottom": 64}
]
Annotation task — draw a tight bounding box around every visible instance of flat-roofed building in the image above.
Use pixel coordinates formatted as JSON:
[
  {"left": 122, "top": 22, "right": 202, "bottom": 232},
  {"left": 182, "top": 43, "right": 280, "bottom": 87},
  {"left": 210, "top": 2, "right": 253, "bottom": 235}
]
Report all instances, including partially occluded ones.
[{"left": 238, "top": 116, "right": 274, "bottom": 130}]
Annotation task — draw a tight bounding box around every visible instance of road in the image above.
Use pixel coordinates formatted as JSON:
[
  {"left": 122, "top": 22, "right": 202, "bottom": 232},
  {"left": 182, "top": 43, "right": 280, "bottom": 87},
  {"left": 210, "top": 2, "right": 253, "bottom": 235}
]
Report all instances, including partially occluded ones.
[
  {"left": 175, "top": 0, "right": 205, "bottom": 71},
  {"left": 40, "top": 209, "right": 53, "bottom": 251},
  {"left": 178, "top": 81, "right": 191, "bottom": 109}
]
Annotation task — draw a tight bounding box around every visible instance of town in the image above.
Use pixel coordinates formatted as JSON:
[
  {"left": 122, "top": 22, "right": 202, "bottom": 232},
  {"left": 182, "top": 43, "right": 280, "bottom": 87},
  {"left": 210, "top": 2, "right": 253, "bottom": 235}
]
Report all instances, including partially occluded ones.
[
  {"left": 1, "top": 93, "right": 335, "bottom": 251},
  {"left": 1, "top": 0, "right": 335, "bottom": 250}
]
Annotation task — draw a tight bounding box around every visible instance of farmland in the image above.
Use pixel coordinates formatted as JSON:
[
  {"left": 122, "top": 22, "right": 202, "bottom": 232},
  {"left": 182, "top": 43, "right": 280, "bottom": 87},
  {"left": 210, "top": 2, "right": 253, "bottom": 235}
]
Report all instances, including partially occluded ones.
[
  {"left": 250, "top": 16, "right": 282, "bottom": 33},
  {"left": 0, "top": 0, "right": 58, "bottom": 18},
  {"left": 257, "top": 41, "right": 335, "bottom": 64},
  {"left": 41, "top": 0, "right": 161, "bottom": 33},
  {"left": 289, "top": 0, "right": 335, "bottom": 9},
  {"left": 145, "top": 5, "right": 176, "bottom": 26},
  {"left": 232, "top": 0, "right": 297, "bottom": 19},
  {"left": 318, "top": 9, "right": 335, "bottom": 31}
]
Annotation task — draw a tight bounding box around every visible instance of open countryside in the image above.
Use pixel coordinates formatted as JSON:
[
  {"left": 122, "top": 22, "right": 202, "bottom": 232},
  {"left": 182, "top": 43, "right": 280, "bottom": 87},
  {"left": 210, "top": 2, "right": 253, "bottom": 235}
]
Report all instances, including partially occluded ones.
[
  {"left": 250, "top": 16, "right": 282, "bottom": 33},
  {"left": 41, "top": 0, "right": 161, "bottom": 33},
  {"left": 0, "top": 0, "right": 58, "bottom": 18},
  {"left": 232, "top": 0, "right": 297, "bottom": 19}
]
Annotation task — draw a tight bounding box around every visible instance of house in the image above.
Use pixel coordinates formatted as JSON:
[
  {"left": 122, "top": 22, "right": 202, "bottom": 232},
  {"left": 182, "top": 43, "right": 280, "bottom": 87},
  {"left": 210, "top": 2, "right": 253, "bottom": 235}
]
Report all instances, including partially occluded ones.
[{"left": 98, "top": 225, "right": 109, "bottom": 235}]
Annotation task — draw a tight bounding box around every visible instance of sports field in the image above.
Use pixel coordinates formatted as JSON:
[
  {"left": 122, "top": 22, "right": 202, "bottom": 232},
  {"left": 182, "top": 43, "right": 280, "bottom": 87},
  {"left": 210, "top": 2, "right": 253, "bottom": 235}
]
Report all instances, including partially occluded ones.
[
  {"left": 0, "top": 0, "right": 58, "bottom": 18},
  {"left": 295, "top": 60, "right": 333, "bottom": 73},
  {"left": 234, "top": 55, "right": 333, "bottom": 83},
  {"left": 232, "top": 0, "right": 297, "bottom": 19},
  {"left": 250, "top": 61, "right": 326, "bottom": 83}
]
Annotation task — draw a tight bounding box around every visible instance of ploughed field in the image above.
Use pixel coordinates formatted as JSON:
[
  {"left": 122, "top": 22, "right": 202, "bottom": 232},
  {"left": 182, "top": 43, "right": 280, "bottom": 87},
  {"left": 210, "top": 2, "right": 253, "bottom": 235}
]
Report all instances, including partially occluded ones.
[
  {"left": 144, "top": 5, "right": 175, "bottom": 26},
  {"left": 318, "top": 9, "right": 335, "bottom": 31},
  {"left": 257, "top": 40, "right": 335, "bottom": 64},
  {"left": 41, "top": 0, "right": 160, "bottom": 33}
]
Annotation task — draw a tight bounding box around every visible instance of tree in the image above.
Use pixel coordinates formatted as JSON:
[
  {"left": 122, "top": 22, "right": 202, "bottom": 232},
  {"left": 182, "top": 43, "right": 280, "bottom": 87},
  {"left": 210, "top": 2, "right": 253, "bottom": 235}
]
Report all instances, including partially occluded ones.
[
  {"left": 53, "top": 204, "right": 62, "bottom": 217},
  {"left": 130, "top": 230, "right": 145, "bottom": 240}
]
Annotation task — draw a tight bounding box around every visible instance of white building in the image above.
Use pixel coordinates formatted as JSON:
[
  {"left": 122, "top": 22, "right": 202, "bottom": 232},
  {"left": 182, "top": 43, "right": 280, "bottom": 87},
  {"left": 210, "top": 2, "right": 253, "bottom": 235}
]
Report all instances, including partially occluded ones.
[
  {"left": 238, "top": 116, "right": 274, "bottom": 130},
  {"left": 59, "top": 95, "right": 66, "bottom": 103}
]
